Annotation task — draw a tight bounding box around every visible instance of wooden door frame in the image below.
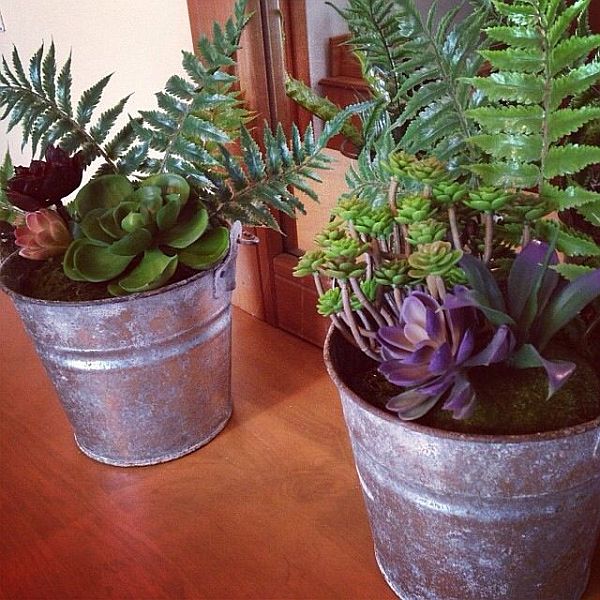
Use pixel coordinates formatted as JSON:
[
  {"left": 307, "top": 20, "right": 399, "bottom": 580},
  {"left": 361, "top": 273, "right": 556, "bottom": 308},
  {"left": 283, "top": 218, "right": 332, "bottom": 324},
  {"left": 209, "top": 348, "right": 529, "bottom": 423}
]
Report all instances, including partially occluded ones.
[{"left": 187, "top": 0, "right": 329, "bottom": 345}]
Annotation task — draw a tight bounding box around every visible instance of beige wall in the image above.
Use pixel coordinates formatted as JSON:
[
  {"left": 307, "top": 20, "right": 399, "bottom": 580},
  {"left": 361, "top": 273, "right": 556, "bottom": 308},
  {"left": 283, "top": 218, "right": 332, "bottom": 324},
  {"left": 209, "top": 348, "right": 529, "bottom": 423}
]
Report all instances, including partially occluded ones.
[{"left": 0, "top": 0, "right": 193, "bottom": 165}]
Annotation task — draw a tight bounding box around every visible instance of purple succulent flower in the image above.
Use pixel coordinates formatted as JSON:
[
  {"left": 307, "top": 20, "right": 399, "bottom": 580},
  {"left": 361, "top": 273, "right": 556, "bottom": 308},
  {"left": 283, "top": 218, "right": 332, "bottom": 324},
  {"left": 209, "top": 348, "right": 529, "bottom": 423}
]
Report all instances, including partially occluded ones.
[{"left": 377, "top": 291, "right": 515, "bottom": 421}]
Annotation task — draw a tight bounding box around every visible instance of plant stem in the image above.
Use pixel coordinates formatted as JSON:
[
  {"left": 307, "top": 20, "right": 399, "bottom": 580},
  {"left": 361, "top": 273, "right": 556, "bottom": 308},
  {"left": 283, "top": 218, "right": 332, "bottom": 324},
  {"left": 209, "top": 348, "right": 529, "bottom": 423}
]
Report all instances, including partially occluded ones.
[
  {"left": 483, "top": 211, "right": 494, "bottom": 264},
  {"left": 349, "top": 277, "right": 387, "bottom": 327},
  {"left": 522, "top": 222, "right": 531, "bottom": 247},
  {"left": 388, "top": 178, "right": 402, "bottom": 255},
  {"left": 448, "top": 206, "right": 462, "bottom": 250},
  {"left": 340, "top": 280, "right": 379, "bottom": 360}
]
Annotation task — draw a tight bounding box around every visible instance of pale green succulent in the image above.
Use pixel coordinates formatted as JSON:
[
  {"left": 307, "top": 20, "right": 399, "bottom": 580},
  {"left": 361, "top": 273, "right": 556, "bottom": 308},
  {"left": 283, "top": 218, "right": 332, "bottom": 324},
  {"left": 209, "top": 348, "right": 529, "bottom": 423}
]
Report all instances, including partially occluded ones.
[{"left": 63, "top": 174, "right": 229, "bottom": 296}]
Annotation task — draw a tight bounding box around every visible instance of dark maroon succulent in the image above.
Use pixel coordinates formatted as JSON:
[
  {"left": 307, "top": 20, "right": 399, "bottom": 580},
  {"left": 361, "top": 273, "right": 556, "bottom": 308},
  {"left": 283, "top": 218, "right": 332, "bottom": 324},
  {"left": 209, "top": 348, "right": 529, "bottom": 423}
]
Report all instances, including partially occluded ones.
[{"left": 5, "top": 146, "right": 84, "bottom": 212}]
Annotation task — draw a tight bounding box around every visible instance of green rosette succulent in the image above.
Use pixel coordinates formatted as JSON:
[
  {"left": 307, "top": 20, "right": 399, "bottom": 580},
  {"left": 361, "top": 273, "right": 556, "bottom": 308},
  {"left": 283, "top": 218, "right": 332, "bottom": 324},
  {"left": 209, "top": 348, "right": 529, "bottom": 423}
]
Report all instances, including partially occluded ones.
[
  {"left": 405, "top": 156, "right": 447, "bottom": 186},
  {"left": 385, "top": 150, "right": 418, "bottom": 179},
  {"left": 354, "top": 205, "right": 394, "bottom": 237},
  {"left": 331, "top": 196, "right": 370, "bottom": 223},
  {"left": 317, "top": 279, "right": 378, "bottom": 316},
  {"left": 320, "top": 236, "right": 369, "bottom": 280},
  {"left": 407, "top": 241, "right": 463, "bottom": 280},
  {"left": 293, "top": 249, "right": 325, "bottom": 277},
  {"left": 432, "top": 179, "right": 468, "bottom": 206},
  {"left": 373, "top": 258, "right": 410, "bottom": 287},
  {"left": 395, "top": 195, "right": 437, "bottom": 225},
  {"left": 406, "top": 219, "right": 447, "bottom": 247},
  {"left": 464, "top": 186, "right": 513, "bottom": 214},
  {"left": 443, "top": 265, "right": 468, "bottom": 287},
  {"left": 314, "top": 219, "right": 347, "bottom": 248},
  {"left": 502, "top": 193, "right": 551, "bottom": 225},
  {"left": 63, "top": 173, "right": 229, "bottom": 296}
]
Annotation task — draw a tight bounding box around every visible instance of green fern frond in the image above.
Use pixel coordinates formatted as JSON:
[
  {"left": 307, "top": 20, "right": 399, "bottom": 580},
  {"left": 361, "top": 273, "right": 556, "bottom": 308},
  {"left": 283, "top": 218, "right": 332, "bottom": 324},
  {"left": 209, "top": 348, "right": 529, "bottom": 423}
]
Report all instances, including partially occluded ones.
[
  {"left": 211, "top": 106, "right": 364, "bottom": 226},
  {"left": 551, "top": 262, "right": 596, "bottom": 281},
  {"left": 0, "top": 43, "right": 134, "bottom": 172},
  {"left": 535, "top": 219, "right": 600, "bottom": 257},
  {"left": 0, "top": 151, "right": 22, "bottom": 225},
  {"left": 466, "top": 0, "right": 600, "bottom": 218},
  {"left": 134, "top": 0, "right": 251, "bottom": 180}
]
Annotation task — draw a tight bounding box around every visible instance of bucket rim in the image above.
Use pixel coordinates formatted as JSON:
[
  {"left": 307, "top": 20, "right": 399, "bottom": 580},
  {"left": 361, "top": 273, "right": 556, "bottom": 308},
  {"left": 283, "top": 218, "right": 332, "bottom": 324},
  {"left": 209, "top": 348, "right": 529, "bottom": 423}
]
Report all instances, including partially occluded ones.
[
  {"left": 0, "top": 222, "right": 240, "bottom": 308},
  {"left": 324, "top": 325, "right": 600, "bottom": 445}
]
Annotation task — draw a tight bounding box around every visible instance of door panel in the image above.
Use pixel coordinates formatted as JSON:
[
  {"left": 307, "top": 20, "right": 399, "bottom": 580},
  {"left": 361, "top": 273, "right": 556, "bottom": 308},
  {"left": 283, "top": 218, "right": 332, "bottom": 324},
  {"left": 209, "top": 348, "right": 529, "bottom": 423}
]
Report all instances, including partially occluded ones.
[{"left": 187, "top": 0, "right": 347, "bottom": 345}]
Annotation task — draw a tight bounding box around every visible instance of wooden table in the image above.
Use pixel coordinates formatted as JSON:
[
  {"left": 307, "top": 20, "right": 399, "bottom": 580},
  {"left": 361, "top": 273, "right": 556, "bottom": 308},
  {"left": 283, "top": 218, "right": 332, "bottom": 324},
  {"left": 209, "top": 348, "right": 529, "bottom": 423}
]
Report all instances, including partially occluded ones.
[{"left": 1, "top": 293, "right": 599, "bottom": 599}]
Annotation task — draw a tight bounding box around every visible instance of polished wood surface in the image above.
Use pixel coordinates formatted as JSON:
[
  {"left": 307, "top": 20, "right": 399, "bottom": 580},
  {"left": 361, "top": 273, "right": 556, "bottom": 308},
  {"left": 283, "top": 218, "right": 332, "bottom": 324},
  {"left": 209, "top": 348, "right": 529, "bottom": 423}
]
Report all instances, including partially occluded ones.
[{"left": 1, "top": 292, "right": 599, "bottom": 600}]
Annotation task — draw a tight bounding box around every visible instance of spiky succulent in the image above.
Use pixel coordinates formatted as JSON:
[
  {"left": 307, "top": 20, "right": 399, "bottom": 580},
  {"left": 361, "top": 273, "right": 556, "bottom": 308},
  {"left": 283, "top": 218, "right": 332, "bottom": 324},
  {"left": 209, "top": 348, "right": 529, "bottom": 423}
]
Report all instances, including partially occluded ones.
[{"left": 444, "top": 241, "right": 600, "bottom": 398}]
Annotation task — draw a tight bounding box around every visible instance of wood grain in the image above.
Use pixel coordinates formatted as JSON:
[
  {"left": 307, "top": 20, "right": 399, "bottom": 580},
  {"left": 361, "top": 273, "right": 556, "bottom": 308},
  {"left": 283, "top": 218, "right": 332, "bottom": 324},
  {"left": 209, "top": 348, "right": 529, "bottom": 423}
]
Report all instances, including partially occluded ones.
[{"left": 1, "top": 292, "right": 598, "bottom": 599}]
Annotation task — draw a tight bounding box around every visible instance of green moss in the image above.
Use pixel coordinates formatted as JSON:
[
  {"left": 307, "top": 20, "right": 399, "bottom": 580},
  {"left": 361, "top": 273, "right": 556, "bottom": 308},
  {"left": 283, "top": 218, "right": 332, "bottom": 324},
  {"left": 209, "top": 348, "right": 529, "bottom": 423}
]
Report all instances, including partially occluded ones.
[
  {"left": 17, "top": 257, "right": 200, "bottom": 302},
  {"left": 349, "top": 342, "right": 600, "bottom": 435}
]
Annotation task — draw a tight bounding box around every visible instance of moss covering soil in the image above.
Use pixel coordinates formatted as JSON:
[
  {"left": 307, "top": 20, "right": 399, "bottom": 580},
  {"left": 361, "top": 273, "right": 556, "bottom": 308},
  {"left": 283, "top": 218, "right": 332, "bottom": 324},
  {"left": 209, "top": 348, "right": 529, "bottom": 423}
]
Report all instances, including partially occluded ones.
[
  {"left": 349, "top": 341, "right": 600, "bottom": 436},
  {"left": 16, "top": 256, "right": 199, "bottom": 302}
]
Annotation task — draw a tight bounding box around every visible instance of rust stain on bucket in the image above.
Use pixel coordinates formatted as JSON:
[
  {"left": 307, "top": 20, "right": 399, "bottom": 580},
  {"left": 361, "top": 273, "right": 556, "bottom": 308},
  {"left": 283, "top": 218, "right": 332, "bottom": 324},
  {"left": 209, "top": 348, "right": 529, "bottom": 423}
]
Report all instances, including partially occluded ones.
[{"left": 0, "top": 223, "right": 241, "bottom": 467}]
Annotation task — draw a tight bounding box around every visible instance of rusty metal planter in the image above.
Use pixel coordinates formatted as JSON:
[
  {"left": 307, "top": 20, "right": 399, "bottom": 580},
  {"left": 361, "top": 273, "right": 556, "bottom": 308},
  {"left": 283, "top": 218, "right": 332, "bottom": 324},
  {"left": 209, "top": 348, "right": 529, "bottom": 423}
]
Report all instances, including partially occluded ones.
[
  {"left": 324, "top": 327, "right": 600, "bottom": 600},
  {"left": 0, "top": 223, "right": 241, "bottom": 467}
]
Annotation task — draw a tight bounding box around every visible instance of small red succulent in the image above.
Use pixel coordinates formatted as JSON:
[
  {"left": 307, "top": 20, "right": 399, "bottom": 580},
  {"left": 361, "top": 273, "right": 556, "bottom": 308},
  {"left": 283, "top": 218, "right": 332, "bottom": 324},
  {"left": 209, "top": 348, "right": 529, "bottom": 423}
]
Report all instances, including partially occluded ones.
[
  {"left": 14, "top": 209, "right": 72, "bottom": 260},
  {"left": 6, "top": 146, "right": 84, "bottom": 212}
]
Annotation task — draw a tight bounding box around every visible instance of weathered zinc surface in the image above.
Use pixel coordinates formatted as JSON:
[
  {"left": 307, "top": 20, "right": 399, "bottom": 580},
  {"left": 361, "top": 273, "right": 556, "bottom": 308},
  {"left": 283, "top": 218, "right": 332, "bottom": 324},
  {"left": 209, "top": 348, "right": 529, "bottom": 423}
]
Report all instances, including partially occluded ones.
[
  {"left": 1, "top": 225, "right": 240, "bottom": 467},
  {"left": 325, "top": 329, "right": 600, "bottom": 600}
]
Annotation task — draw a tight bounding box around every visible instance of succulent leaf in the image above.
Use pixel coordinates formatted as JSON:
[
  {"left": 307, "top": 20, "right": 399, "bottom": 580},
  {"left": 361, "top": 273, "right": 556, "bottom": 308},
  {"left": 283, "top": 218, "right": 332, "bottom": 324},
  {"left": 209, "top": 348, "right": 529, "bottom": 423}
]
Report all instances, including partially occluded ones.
[
  {"left": 178, "top": 226, "right": 229, "bottom": 269},
  {"left": 114, "top": 249, "right": 179, "bottom": 293}
]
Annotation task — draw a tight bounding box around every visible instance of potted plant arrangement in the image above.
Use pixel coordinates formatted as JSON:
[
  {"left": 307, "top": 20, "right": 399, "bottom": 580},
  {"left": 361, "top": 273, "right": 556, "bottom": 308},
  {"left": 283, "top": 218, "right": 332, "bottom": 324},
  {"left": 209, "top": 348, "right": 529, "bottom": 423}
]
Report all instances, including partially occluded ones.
[
  {"left": 293, "top": 0, "right": 600, "bottom": 597},
  {"left": 0, "top": 0, "right": 352, "bottom": 467}
]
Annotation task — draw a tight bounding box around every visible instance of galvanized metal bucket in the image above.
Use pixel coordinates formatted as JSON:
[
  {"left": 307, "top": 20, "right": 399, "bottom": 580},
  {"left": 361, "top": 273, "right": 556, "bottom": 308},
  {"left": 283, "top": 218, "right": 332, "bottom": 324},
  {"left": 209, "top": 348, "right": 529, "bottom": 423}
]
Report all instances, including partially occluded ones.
[
  {"left": 324, "top": 327, "right": 600, "bottom": 600},
  {"left": 0, "top": 222, "right": 242, "bottom": 467}
]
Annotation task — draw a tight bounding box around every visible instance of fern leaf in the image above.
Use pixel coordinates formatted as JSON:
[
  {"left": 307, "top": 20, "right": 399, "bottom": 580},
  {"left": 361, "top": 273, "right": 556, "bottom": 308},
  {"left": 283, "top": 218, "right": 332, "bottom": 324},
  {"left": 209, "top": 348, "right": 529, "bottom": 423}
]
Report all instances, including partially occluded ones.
[
  {"left": 183, "top": 114, "right": 230, "bottom": 144},
  {"left": 41, "top": 42, "right": 56, "bottom": 101},
  {"left": 28, "top": 46, "right": 44, "bottom": 94},
  {"left": 467, "top": 162, "right": 540, "bottom": 188},
  {"left": 11, "top": 46, "right": 30, "bottom": 88},
  {"left": 165, "top": 74, "right": 196, "bottom": 100},
  {"left": 479, "top": 48, "right": 544, "bottom": 73},
  {"left": 1, "top": 55, "right": 20, "bottom": 86},
  {"left": 576, "top": 200, "right": 600, "bottom": 227},
  {"left": 547, "top": 0, "right": 591, "bottom": 47},
  {"left": 535, "top": 219, "right": 600, "bottom": 257},
  {"left": 547, "top": 107, "right": 600, "bottom": 142},
  {"left": 56, "top": 54, "right": 72, "bottom": 116},
  {"left": 543, "top": 144, "right": 600, "bottom": 178},
  {"left": 466, "top": 105, "right": 543, "bottom": 134},
  {"left": 116, "top": 142, "right": 149, "bottom": 177},
  {"left": 155, "top": 92, "right": 187, "bottom": 120},
  {"left": 89, "top": 95, "right": 131, "bottom": 145},
  {"left": 469, "top": 132, "right": 542, "bottom": 162},
  {"left": 240, "top": 126, "right": 265, "bottom": 181},
  {"left": 465, "top": 72, "right": 544, "bottom": 104},
  {"left": 490, "top": 1, "right": 536, "bottom": 19},
  {"left": 551, "top": 34, "right": 600, "bottom": 75},
  {"left": 542, "top": 182, "right": 600, "bottom": 210},
  {"left": 551, "top": 263, "right": 596, "bottom": 281},
  {"left": 104, "top": 120, "right": 139, "bottom": 161},
  {"left": 181, "top": 50, "right": 208, "bottom": 86},
  {"left": 139, "top": 109, "right": 178, "bottom": 134},
  {"left": 550, "top": 61, "right": 600, "bottom": 110},
  {"left": 76, "top": 74, "right": 111, "bottom": 127},
  {"left": 484, "top": 25, "right": 542, "bottom": 48}
]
